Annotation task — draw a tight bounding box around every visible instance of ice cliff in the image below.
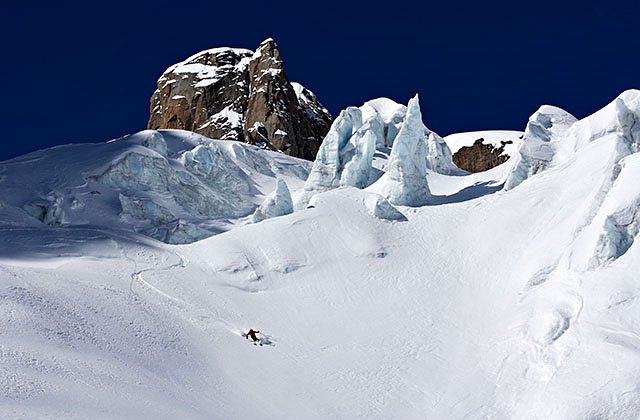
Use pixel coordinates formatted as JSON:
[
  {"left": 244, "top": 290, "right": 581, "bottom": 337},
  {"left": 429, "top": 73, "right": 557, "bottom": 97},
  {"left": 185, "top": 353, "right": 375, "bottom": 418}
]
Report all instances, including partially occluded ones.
[{"left": 2, "top": 130, "right": 311, "bottom": 244}]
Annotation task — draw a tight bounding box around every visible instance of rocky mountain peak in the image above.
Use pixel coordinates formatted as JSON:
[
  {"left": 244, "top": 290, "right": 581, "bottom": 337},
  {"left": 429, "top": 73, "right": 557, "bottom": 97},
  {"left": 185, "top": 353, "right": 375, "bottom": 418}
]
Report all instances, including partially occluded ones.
[
  {"left": 252, "top": 38, "right": 282, "bottom": 64},
  {"left": 148, "top": 39, "right": 332, "bottom": 160}
]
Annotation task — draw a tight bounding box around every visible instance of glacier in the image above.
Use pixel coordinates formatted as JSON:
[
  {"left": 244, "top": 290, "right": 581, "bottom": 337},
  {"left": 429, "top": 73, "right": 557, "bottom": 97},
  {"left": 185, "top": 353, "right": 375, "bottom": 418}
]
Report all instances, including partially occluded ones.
[
  {"left": 0, "top": 129, "right": 311, "bottom": 244},
  {"left": 3, "top": 90, "right": 640, "bottom": 419}
]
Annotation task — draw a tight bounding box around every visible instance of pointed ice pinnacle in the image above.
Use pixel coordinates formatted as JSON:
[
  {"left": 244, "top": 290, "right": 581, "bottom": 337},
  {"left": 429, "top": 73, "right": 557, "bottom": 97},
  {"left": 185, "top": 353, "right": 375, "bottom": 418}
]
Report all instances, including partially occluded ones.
[
  {"left": 252, "top": 179, "right": 294, "bottom": 223},
  {"left": 385, "top": 94, "right": 431, "bottom": 206}
]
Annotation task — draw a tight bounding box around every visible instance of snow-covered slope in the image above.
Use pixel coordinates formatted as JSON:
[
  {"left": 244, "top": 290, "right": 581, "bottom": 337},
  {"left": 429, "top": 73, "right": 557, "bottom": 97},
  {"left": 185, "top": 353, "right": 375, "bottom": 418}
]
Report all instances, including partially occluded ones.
[
  {"left": 0, "top": 129, "right": 311, "bottom": 244},
  {"left": 2, "top": 90, "right": 640, "bottom": 419}
]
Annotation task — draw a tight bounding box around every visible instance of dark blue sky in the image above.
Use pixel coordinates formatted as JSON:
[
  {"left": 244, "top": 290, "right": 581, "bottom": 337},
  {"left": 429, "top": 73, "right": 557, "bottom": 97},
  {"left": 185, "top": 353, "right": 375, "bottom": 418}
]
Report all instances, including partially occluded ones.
[{"left": 2, "top": 1, "right": 639, "bottom": 160}]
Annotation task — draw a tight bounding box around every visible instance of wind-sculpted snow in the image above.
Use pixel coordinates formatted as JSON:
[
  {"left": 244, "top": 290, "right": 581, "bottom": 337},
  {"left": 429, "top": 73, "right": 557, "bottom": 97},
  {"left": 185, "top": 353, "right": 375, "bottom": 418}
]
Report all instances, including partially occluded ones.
[
  {"left": 0, "top": 129, "right": 311, "bottom": 244},
  {"left": 382, "top": 94, "right": 431, "bottom": 206},
  {"left": 505, "top": 105, "right": 576, "bottom": 190},
  {"left": 252, "top": 179, "right": 294, "bottom": 223}
]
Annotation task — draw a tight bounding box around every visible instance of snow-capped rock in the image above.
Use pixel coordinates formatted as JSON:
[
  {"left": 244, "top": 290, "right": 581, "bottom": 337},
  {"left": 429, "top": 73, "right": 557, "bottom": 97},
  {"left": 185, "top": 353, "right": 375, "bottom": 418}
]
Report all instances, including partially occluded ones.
[
  {"left": 148, "top": 39, "right": 332, "bottom": 160},
  {"left": 252, "top": 179, "right": 294, "bottom": 223},
  {"left": 383, "top": 94, "right": 432, "bottom": 206}
]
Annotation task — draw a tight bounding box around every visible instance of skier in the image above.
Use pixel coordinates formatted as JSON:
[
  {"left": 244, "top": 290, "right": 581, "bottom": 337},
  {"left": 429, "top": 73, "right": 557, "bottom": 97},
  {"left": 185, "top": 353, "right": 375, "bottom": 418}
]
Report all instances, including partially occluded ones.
[{"left": 245, "top": 329, "right": 260, "bottom": 342}]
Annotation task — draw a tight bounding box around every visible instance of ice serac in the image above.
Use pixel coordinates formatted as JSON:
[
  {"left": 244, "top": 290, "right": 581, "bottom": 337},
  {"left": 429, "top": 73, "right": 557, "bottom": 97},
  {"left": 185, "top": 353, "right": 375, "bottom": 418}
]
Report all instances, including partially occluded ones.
[
  {"left": 505, "top": 105, "right": 577, "bottom": 190},
  {"left": 426, "top": 130, "right": 457, "bottom": 174},
  {"left": 616, "top": 98, "right": 640, "bottom": 155},
  {"left": 543, "top": 91, "right": 640, "bottom": 271},
  {"left": 588, "top": 154, "right": 640, "bottom": 268},
  {"left": 303, "top": 95, "right": 456, "bottom": 202},
  {"left": 6, "top": 130, "right": 311, "bottom": 244},
  {"left": 252, "top": 179, "right": 294, "bottom": 223},
  {"left": 303, "top": 107, "right": 365, "bottom": 194},
  {"left": 360, "top": 98, "right": 406, "bottom": 147},
  {"left": 340, "top": 121, "right": 378, "bottom": 189},
  {"left": 384, "top": 94, "right": 431, "bottom": 206},
  {"left": 360, "top": 97, "right": 456, "bottom": 174},
  {"left": 148, "top": 39, "right": 332, "bottom": 160}
]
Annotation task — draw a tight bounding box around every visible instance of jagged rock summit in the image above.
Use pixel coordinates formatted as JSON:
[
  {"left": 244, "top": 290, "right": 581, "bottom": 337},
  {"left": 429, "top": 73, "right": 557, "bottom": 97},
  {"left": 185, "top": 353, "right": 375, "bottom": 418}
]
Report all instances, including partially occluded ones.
[{"left": 148, "top": 39, "right": 332, "bottom": 160}]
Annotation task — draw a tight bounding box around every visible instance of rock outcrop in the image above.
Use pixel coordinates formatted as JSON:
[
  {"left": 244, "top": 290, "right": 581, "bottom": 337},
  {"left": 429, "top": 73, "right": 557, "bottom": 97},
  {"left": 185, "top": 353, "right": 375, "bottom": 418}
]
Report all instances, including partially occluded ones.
[
  {"left": 452, "top": 138, "right": 513, "bottom": 173},
  {"left": 148, "top": 39, "right": 332, "bottom": 160}
]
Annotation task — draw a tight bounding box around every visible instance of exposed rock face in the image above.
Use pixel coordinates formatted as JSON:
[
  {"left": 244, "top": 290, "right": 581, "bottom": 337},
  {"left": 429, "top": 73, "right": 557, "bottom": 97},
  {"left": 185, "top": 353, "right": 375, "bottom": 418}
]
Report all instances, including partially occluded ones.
[
  {"left": 148, "top": 39, "right": 332, "bottom": 160},
  {"left": 452, "top": 138, "right": 512, "bottom": 173}
]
